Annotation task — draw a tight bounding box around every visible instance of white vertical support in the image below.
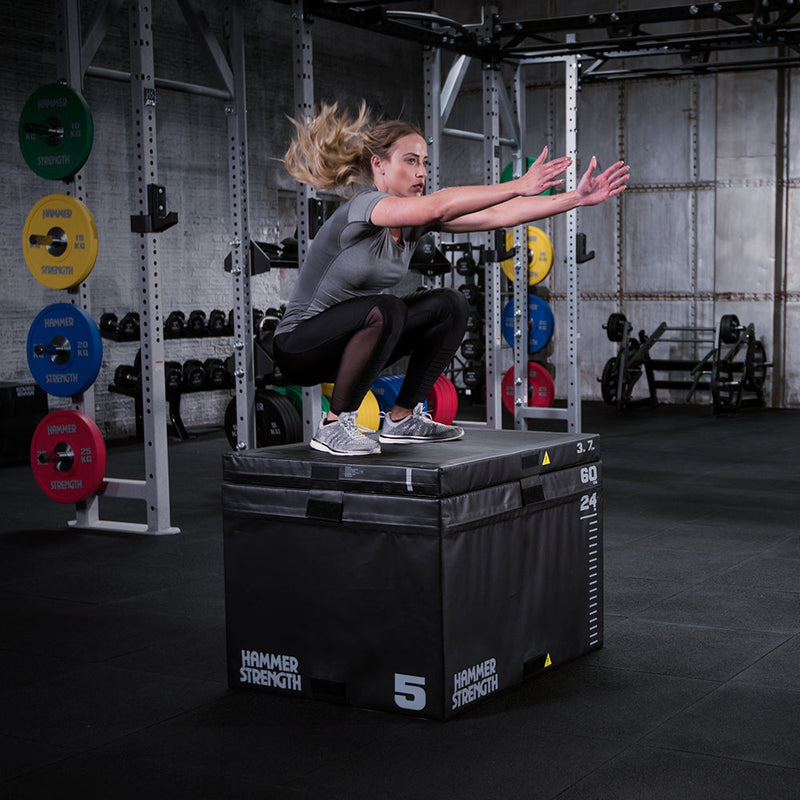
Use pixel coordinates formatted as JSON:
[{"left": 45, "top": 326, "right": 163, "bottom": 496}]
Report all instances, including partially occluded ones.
[
  {"left": 127, "top": 0, "right": 178, "bottom": 533},
  {"left": 424, "top": 47, "right": 443, "bottom": 288},
  {"left": 511, "top": 62, "right": 528, "bottom": 430},
  {"left": 57, "top": 0, "right": 100, "bottom": 526},
  {"left": 424, "top": 47, "right": 442, "bottom": 197},
  {"left": 564, "top": 47, "right": 581, "bottom": 434},
  {"left": 227, "top": 0, "right": 256, "bottom": 451},
  {"left": 482, "top": 63, "right": 503, "bottom": 429},
  {"left": 291, "top": 0, "right": 321, "bottom": 440}
]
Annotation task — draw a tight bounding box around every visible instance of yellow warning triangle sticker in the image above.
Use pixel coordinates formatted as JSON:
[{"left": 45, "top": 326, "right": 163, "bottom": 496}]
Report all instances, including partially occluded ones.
[
  {"left": 544, "top": 653, "right": 552, "bottom": 668},
  {"left": 542, "top": 451, "right": 550, "bottom": 466}
]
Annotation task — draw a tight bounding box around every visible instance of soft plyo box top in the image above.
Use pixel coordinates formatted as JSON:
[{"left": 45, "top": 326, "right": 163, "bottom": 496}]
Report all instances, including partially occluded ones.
[{"left": 222, "top": 428, "right": 599, "bottom": 499}]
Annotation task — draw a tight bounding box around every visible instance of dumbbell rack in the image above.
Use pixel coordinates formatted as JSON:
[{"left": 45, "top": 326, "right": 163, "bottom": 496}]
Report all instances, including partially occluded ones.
[{"left": 103, "top": 314, "right": 235, "bottom": 442}]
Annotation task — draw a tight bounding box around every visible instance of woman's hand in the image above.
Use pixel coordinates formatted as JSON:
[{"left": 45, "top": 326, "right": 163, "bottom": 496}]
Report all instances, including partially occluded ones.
[
  {"left": 576, "top": 157, "right": 630, "bottom": 206},
  {"left": 514, "top": 146, "right": 572, "bottom": 197}
]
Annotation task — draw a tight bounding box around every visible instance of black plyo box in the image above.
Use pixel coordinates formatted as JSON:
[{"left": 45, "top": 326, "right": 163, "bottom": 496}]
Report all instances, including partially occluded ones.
[{"left": 222, "top": 429, "right": 603, "bottom": 720}]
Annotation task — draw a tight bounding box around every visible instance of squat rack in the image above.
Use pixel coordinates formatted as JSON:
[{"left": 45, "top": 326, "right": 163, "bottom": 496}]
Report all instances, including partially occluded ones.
[
  {"left": 54, "top": 0, "right": 253, "bottom": 535},
  {"left": 277, "top": 0, "right": 800, "bottom": 432}
]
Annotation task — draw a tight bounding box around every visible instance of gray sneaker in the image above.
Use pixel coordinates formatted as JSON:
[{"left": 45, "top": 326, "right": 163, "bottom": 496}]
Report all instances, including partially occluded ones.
[
  {"left": 379, "top": 403, "right": 464, "bottom": 444},
  {"left": 310, "top": 411, "right": 381, "bottom": 456}
]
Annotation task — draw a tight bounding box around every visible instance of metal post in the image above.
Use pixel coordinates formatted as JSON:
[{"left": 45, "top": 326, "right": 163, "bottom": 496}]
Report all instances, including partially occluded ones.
[
  {"left": 126, "top": 0, "right": 178, "bottom": 533},
  {"left": 424, "top": 47, "right": 443, "bottom": 289},
  {"left": 564, "top": 48, "right": 581, "bottom": 433},
  {"left": 292, "top": 0, "right": 322, "bottom": 440},
  {"left": 511, "top": 62, "right": 528, "bottom": 429},
  {"left": 482, "top": 64, "right": 502, "bottom": 429},
  {"left": 227, "top": 0, "right": 256, "bottom": 451}
]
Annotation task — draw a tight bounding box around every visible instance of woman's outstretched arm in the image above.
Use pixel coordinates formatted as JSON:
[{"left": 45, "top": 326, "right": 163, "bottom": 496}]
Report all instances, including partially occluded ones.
[
  {"left": 370, "top": 146, "right": 572, "bottom": 229},
  {"left": 440, "top": 157, "right": 629, "bottom": 233}
]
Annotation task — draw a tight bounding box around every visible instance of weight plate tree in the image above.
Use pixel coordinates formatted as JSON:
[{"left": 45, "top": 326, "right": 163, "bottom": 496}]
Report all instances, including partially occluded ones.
[
  {"left": 30, "top": 410, "right": 107, "bottom": 503},
  {"left": 18, "top": 82, "right": 94, "bottom": 180},
  {"left": 22, "top": 194, "right": 99, "bottom": 290},
  {"left": 27, "top": 303, "right": 103, "bottom": 397}
]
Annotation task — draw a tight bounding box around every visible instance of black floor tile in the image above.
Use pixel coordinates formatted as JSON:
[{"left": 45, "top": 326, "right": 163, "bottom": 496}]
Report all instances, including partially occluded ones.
[
  {"left": 762, "top": 533, "right": 799, "bottom": 559},
  {"left": 603, "top": 574, "right": 688, "bottom": 617},
  {"left": 287, "top": 722, "right": 624, "bottom": 800},
  {"left": 103, "top": 622, "right": 228, "bottom": 683},
  {"left": 586, "top": 618, "right": 789, "bottom": 681},
  {"left": 0, "top": 648, "right": 84, "bottom": 688},
  {"left": 0, "top": 663, "right": 224, "bottom": 749},
  {"left": 732, "top": 634, "right": 800, "bottom": 691},
  {"left": 43, "top": 691, "right": 413, "bottom": 790},
  {"left": 631, "top": 521, "right": 792, "bottom": 556},
  {"left": 636, "top": 582, "right": 800, "bottom": 634},
  {"left": 645, "top": 683, "right": 800, "bottom": 768},
  {"left": 605, "top": 541, "right": 750, "bottom": 584},
  {"left": 0, "top": 592, "right": 216, "bottom": 662},
  {"left": 707, "top": 554, "right": 800, "bottom": 593},
  {"left": 557, "top": 746, "right": 800, "bottom": 800},
  {"left": 466, "top": 662, "right": 719, "bottom": 743}
]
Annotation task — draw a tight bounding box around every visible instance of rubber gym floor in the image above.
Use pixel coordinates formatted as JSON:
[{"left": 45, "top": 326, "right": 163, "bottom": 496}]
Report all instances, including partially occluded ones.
[{"left": 1, "top": 402, "right": 798, "bottom": 799}]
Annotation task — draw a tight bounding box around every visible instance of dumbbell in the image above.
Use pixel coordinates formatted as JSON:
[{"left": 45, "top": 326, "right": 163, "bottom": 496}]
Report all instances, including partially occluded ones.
[
  {"left": 100, "top": 312, "right": 119, "bottom": 337},
  {"left": 462, "top": 361, "right": 485, "bottom": 390},
  {"left": 117, "top": 311, "right": 140, "bottom": 341},
  {"left": 460, "top": 337, "right": 485, "bottom": 360},
  {"left": 465, "top": 306, "right": 483, "bottom": 333},
  {"left": 114, "top": 363, "right": 140, "bottom": 390},
  {"left": 164, "top": 310, "right": 186, "bottom": 339},
  {"left": 204, "top": 357, "right": 229, "bottom": 389},
  {"left": 207, "top": 308, "right": 228, "bottom": 336},
  {"left": 182, "top": 359, "right": 207, "bottom": 390},
  {"left": 164, "top": 360, "right": 183, "bottom": 391},
  {"left": 458, "top": 284, "right": 483, "bottom": 306},
  {"left": 455, "top": 254, "right": 479, "bottom": 276},
  {"left": 187, "top": 309, "right": 207, "bottom": 337}
]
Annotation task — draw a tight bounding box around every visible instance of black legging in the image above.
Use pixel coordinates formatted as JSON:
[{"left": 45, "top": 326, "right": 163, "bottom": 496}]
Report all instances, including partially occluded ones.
[{"left": 272, "top": 288, "right": 469, "bottom": 415}]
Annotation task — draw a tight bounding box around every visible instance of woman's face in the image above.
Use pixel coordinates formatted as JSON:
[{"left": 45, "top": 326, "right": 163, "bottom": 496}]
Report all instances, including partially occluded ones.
[{"left": 373, "top": 134, "right": 429, "bottom": 197}]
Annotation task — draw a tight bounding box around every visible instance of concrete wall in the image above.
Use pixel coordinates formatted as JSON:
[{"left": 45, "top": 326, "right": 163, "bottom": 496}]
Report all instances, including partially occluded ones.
[{"left": 1, "top": 0, "right": 423, "bottom": 440}]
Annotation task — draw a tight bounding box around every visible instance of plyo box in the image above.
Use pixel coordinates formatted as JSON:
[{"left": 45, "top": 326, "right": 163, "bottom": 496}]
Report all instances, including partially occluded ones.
[{"left": 222, "top": 429, "right": 603, "bottom": 720}]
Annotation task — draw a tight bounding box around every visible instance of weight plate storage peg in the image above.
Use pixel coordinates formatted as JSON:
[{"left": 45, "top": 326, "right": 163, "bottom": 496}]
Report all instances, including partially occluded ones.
[
  {"left": 27, "top": 303, "right": 103, "bottom": 397},
  {"left": 18, "top": 83, "right": 94, "bottom": 180},
  {"left": 30, "top": 410, "right": 106, "bottom": 503},
  {"left": 23, "top": 194, "right": 99, "bottom": 290}
]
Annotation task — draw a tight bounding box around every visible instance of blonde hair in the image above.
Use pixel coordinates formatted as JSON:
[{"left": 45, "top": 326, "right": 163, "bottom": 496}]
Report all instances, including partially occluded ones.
[{"left": 284, "top": 101, "right": 424, "bottom": 194}]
